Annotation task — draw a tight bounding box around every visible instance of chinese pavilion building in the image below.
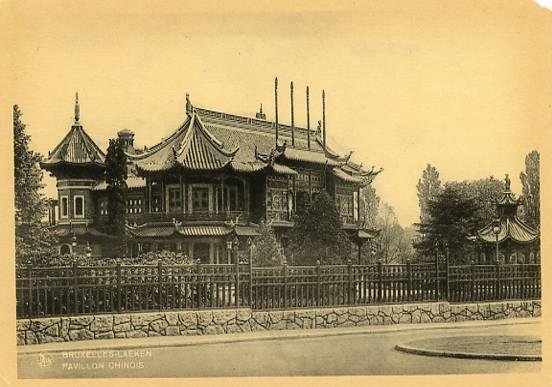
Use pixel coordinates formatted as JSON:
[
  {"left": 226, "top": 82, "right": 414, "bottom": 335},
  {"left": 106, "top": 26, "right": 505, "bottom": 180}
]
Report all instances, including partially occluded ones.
[
  {"left": 476, "top": 175, "right": 540, "bottom": 264},
  {"left": 41, "top": 88, "right": 381, "bottom": 262}
]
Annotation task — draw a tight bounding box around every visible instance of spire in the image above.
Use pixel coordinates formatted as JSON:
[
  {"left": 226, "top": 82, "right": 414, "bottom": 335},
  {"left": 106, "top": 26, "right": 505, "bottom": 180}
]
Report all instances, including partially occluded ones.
[
  {"left": 186, "top": 93, "right": 192, "bottom": 116},
  {"left": 74, "top": 91, "right": 80, "bottom": 124},
  {"left": 306, "top": 85, "right": 311, "bottom": 149},
  {"left": 504, "top": 173, "right": 511, "bottom": 191},
  {"left": 275, "top": 77, "right": 279, "bottom": 146},
  {"left": 290, "top": 81, "right": 295, "bottom": 146},
  {"left": 322, "top": 89, "right": 326, "bottom": 149},
  {"left": 256, "top": 103, "right": 266, "bottom": 120}
]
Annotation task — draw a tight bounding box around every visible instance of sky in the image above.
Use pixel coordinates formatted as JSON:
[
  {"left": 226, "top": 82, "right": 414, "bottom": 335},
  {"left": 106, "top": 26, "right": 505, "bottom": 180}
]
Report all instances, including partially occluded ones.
[{"left": 1, "top": 0, "right": 551, "bottom": 227}]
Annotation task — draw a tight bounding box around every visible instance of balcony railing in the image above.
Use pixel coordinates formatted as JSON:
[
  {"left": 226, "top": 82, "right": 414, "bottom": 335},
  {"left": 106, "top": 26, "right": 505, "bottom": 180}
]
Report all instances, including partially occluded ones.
[{"left": 128, "top": 210, "right": 249, "bottom": 223}]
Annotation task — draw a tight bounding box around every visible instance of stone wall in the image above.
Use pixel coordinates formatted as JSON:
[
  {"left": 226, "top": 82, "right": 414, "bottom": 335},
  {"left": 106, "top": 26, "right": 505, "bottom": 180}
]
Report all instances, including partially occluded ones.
[{"left": 16, "top": 300, "right": 541, "bottom": 345}]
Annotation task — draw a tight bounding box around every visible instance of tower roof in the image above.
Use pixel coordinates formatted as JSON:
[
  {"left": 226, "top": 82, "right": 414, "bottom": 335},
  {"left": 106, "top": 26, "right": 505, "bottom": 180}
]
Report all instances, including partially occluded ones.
[
  {"left": 134, "top": 111, "right": 238, "bottom": 173},
  {"left": 476, "top": 174, "right": 539, "bottom": 244},
  {"left": 477, "top": 217, "right": 539, "bottom": 244},
  {"left": 41, "top": 93, "right": 105, "bottom": 172}
]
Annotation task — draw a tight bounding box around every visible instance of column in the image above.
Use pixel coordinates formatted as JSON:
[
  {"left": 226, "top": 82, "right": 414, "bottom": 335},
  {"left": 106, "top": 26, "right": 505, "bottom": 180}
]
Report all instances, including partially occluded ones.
[{"left": 180, "top": 175, "right": 184, "bottom": 213}]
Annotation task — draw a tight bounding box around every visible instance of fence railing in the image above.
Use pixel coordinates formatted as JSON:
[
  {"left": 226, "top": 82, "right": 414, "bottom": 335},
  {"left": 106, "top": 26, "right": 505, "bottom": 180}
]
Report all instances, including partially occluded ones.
[{"left": 15, "top": 261, "right": 541, "bottom": 319}]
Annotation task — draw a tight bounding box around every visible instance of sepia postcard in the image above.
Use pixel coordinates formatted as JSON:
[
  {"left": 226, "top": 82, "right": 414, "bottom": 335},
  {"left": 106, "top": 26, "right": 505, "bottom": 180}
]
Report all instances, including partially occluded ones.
[{"left": 1, "top": 0, "right": 551, "bottom": 386}]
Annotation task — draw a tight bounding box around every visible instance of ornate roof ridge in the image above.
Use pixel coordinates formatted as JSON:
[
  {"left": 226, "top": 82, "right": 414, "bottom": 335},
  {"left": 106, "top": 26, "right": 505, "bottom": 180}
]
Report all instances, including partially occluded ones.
[
  {"left": 135, "top": 111, "right": 238, "bottom": 173},
  {"left": 42, "top": 123, "right": 106, "bottom": 167}
]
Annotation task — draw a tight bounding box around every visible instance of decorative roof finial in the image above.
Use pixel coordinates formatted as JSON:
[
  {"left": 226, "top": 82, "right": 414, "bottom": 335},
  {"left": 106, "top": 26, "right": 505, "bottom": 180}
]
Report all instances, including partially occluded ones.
[
  {"left": 306, "top": 85, "right": 311, "bottom": 150},
  {"left": 290, "top": 81, "right": 295, "bottom": 146},
  {"left": 322, "top": 89, "right": 326, "bottom": 149},
  {"left": 186, "top": 93, "right": 192, "bottom": 115},
  {"left": 74, "top": 91, "right": 80, "bottom": 123},
  {"left": 505, "top": 173, "right": 511, "bottom": 191},
  {"left": 275, "top": 77, "right": 279, "bottom": 146}
]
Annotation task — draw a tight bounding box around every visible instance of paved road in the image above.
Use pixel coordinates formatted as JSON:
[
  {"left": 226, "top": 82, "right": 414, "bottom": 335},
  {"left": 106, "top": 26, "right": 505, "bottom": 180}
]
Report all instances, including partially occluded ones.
[{"left": 18, "top": 320, "right": 541, "bottom": 378}]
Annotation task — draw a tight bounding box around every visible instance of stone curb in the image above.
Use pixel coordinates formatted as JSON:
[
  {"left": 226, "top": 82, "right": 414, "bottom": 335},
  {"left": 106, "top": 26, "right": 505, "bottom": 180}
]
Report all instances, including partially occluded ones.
[
  {"left": 18, "top": 317, "right": 540, "bottom": 355},
  {"left": 394, "top": 343, "right": 542, "bottom": 362}
]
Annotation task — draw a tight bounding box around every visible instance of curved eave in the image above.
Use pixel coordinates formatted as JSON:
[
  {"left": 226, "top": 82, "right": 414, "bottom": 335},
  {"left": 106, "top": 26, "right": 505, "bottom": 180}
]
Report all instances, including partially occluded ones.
[
  {"left": 333, "top": 168, "right": 364, "bottom": 185},
  {"left": 40, "top": 160, "right": 105, "bottom": 171},
  {"left": 477, "top": 217, "right": 539, "bottom": 244}
]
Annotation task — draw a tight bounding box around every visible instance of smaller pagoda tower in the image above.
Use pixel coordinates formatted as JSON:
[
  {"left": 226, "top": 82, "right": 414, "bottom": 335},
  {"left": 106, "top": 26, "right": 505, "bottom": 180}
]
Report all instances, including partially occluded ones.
[
  {"left": 40, "top": 93, "right": 113, "bottom": 256},
  {"left": 476, "top": 174, "right": 540, "bottom": 264}
]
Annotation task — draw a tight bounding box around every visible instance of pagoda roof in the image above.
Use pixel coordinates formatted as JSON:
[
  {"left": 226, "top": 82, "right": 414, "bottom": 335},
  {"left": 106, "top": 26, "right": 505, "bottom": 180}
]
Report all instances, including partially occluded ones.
[
  {"left": 477, "top": 217, "right": 539, "bottom": 244},
  {"left": 127, "top": 222, "right": 259, "bottom": 238},
  {"left": 51, "top": 223, "right": 116, "bottom": 239},
  {"left": 41, "top": 123, "right": 105, "bottom": 170},
  {"left": 495, "top": 191, "right": 523, "bottom": 206},
  {"left": 134, "top": 112, "right": 238, "bottom": 173}
]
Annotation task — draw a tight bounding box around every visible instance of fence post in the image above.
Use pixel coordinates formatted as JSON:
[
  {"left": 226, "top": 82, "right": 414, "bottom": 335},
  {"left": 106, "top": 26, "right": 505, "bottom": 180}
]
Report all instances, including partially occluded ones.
[
  {"left": 72, "top": 262, "right": 79, "bottom": 314},
  {"left": 116, "top": 262, "right": 122, "bottom": 313},
  {"left": 377, "top": 260, "right": 383, "bottom": 303},
  {"left": 347, "top": 259, "right": 353, "bottom": 305},
  {"left": 445, "top": 247, "right": 450, "bottom": 301},
  {"left": 27, "top": 264, "right": 33, "bottom": 318},
  {"left": 316, "top": 260, "right": 321, "bottom": 307},
  {"left": 235, "top": 251, "right": 240, "bottom": 309},
  {"left": 495, "top": 259, "right": 501, "bottom": 300},
  {"left": 470, "top": 260, "right": 476, "bottom": 302},
  {"left": 435, "top": 255, "right": 440, "bottom": 301},
  {"left": 158, "top": 260, "right": 163, "bottom": 311},
  {"left": 283, "top": 260, "right": 288, "bottom": 308},
  {"left": 248, "top": 241, "right": 254, "bottom": 308},
  {"left": 196, "top": 259, "right": 202, "bottom": 310},
  {"left": 406, "top": 259, "right": 412, "bottom": 302}
]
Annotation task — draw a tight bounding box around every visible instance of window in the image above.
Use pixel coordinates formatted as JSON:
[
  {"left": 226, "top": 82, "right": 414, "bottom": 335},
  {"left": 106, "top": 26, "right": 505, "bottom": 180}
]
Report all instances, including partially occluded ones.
[
  {"left": 266, "top": 189, "right": 290, "bottom": 221},
  {"left": 74, "top": 195, "right": 84, "bottom": 218},
  {"left": 192, "top": 187, "right": 209, "bottom": 212},
  {"left": 126, "top": 198, "right": 143, "bottom": 214},
  {"left": 336, "top": 194, "right": 354, "bottom": 224},
  {"left": 166, "top": 186, "right": 181, "bottom": 213},
  {"left": 151, "top": 182, "right": 161, "bottom": 212},
  {"left": 99, "top": 200, "right": 108, "bottom": 216},
  {"left": 60, "top": 196, "right": 69, "bottom": 218}
]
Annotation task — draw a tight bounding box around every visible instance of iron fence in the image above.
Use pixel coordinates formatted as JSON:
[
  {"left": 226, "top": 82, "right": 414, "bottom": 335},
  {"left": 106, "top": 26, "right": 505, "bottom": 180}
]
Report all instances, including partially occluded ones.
[{"left": 15, "top": 261, "right": 541, "bottom": 318}]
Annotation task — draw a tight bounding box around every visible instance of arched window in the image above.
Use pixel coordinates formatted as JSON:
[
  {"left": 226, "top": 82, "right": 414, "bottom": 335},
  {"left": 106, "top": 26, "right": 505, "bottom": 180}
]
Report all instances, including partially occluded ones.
[{"left": 74, "top": 195, "right": 84, "bottom": 218}]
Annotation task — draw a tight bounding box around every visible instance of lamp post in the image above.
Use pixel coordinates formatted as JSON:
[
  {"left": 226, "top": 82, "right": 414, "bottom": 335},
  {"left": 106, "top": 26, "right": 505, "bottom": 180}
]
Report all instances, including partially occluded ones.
[
  {"left": 85, "top": 242, "right": 92, "bottom": 259},
  {"left": 71, "top": 233, "right": 78, "bottom": 262},
  {"left": 492, "top": 219, "right": 501, "bottom": 264}
]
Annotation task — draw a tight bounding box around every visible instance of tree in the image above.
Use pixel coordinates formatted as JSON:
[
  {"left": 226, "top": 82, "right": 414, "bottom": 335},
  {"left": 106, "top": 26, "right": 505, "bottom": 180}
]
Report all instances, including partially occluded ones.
[
  {"left": 252, "top": 220, "right": 285, "bottom": 266},
  {"left": 416, "top": 164, "right": 442, "bottom": 224},
  {"left": 105, "top": 138, "right": 128, "bottom": 256},
  {"left": 288, "top": 192, "right": 352, "bottom": 265},
  {"left": 13, "top": 105, "right": 57, "bottom": 265},
  {"left": 520, "top": 150, "right": 540, "bottom": 228},
  {"left": 359, "top": 185, "right": 380, "bottom": 228},
  {"left": 414, "top": 184, "right": 480, "bottom": 264},
  {"left": 372, "top": 203, "right": 414, "bottom": 264},
  {"left": 446, "top": 177, "right": 503, "bottom": 229}
]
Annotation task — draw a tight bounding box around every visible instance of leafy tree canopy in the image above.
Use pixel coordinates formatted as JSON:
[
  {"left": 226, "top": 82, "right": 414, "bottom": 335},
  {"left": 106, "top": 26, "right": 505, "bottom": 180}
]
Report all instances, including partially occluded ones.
[
  {"left": 13, "top": 105, "right": 57, "bottom": 265},
  {"left": 417, "top": 164, "right": 442, "bottom": 224},
  {"left": 252, "top": 220, "right": 285, "bottom": 266},
  {"left": 520, "top": 150, "right": 540, "bottom": 228},
  {"left": 288, "top": 192, "right": 352, "bottom": 265},
  {"left": 414, "top": 183, "right": 480, "bottom": 264},
  {"left": 105, "top": 138, "right": 128, "bottom": 256}
]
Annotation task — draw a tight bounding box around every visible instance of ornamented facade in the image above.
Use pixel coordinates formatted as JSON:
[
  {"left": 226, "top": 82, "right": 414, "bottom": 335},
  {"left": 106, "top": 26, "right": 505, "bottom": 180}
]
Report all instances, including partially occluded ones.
[{"left": 41, "top": 92, "right": 381, "bottom": 262}]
